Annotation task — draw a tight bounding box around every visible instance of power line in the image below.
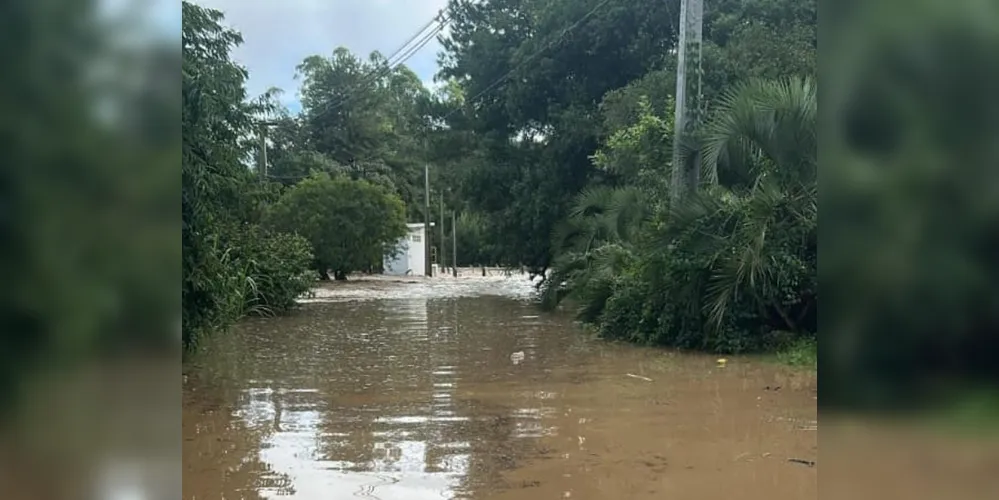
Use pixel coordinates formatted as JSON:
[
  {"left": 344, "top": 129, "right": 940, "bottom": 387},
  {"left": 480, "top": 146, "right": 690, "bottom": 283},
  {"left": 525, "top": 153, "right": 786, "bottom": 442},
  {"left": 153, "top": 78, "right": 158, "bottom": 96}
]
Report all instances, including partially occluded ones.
[
  {"left": 387, "top": 15, "right": 447, "bottom": 66},
  {"left": 310, "top": 17, "right": 446, "bottom": 119},
  {"left": 332, "top": 13, "right": 445, "bottom": 107},
  {"left": 255, "top": 14, "right": 445, "bottom": 126},
  {"left": 386, "top": 15, "right": 444, "bottom": 66},
  {"left": 441, "top": 0, "right": 615, "bottom": 123},
  {"left": 269, "top": 0, "right": 620, "bottom": 182},
  {"left": 307, "top": 12, "right": 449, "bottom": 122}
]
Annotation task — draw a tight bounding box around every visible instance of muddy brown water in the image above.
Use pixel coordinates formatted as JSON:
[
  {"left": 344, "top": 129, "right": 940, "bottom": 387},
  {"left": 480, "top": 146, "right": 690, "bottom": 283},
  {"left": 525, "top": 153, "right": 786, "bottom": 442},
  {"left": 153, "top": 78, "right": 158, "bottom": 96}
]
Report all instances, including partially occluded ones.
[{"left": 183, "top": 276, "right": 816, "bottom": 499}]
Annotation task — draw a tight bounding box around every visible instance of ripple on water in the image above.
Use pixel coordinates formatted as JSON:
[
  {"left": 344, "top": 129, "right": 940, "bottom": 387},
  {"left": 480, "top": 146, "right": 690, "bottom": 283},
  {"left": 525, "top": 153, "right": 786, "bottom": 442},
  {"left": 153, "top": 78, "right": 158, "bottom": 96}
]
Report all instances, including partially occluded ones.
[{"left": 183, "top": 275, "right": 816, "bottom": 500}]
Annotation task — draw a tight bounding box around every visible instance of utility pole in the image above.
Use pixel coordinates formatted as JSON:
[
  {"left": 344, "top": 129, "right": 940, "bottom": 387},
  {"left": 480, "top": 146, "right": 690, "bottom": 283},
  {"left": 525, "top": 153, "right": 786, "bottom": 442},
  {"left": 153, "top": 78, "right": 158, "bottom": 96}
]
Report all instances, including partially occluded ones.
[
  {"left": 451, "top": 210, "right": 457, "bottom": 277},
  {"left": 258, "top": 122, "right": 270, "bottom": 182},
  {"left": 670, "top": 0, "right": 704, "bottom": 204},
  {"left": 424, "top": 164, "right": 432, "bottom": 277},
  {"left": 440, "top": 191, "right": 446, "bottom": 276}
]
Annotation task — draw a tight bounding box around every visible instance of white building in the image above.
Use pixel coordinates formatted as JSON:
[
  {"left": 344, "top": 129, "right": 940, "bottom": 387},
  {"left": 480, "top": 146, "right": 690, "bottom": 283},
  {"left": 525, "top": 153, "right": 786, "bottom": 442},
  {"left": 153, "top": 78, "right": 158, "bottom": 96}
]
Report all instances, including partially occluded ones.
[{"left": 383, "top": 222, "right": 434, "bottom": 276}]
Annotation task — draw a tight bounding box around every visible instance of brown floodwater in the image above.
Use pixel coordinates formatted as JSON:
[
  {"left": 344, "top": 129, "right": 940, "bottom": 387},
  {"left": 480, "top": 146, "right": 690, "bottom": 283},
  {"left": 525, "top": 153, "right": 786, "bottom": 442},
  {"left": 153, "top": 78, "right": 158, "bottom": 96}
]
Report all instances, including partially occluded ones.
[{"left": 183, "top": 275, "right": 816, "bottom": 499}]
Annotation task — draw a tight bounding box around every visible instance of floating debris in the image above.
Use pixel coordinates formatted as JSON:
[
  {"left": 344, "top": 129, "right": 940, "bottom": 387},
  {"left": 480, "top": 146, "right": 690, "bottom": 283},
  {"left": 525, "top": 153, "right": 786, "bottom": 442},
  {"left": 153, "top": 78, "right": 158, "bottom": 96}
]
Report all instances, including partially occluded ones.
[
  {"left": 510, "top": 351, "right": 525, "bottom": 365},
  {"left": 625, "top": 373, "right": 653, "bottom": 382}
]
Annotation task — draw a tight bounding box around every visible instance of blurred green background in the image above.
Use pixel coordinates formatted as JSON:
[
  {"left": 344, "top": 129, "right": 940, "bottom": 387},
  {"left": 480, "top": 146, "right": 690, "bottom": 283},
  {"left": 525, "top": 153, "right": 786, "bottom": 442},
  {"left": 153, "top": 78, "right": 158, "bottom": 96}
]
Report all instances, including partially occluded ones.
[
  {"left": 1, "top": 0, "right": 179, "bottom": 406},
  {"left": 822, "top": 2, "right": 999, "bottom": 496},
  {"left": 0, "top": 0, "right": 179, "bottom": 498},
  {"left": 822, "top": 0, "right": 999, "bottom": 413}
]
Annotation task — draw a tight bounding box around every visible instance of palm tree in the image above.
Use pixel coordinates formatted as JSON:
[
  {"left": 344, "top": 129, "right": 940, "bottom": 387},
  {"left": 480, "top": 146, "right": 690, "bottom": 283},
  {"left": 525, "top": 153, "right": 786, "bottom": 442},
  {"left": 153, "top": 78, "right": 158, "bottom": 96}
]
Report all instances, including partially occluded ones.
[
  {"left": 539, "top": 185, "right": 650, "bottom": 319},
  {"left": 670, "top": 76, "right": 817, "bottom": 337},
  {"left": 697, "top": 76, "right": 816, "bottom": 188}
]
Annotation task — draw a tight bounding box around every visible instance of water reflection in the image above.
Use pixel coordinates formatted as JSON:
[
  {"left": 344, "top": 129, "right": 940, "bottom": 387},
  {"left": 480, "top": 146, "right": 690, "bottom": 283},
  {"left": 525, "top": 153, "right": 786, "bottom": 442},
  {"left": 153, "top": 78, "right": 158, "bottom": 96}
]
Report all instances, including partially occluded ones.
[
  {"left": 184, "top": 277, "right": 560, "bottom": 499},
  {"left": 183, "top": 373, "right": 295, "bottom": 499},
  {"left": 184, "top": 277, "right": 817, "bottom": 499}
]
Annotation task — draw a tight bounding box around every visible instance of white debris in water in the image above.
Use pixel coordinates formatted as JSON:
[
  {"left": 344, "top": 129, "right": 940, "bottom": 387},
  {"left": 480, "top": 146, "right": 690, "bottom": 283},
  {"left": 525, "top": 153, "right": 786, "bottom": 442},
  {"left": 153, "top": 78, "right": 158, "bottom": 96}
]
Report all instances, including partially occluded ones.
[
  {"left": 625, "top": 373, "right": 653, "bottom": 382},
  {"left": 510, "top": 351, "right": 525, "bottom": 365}
]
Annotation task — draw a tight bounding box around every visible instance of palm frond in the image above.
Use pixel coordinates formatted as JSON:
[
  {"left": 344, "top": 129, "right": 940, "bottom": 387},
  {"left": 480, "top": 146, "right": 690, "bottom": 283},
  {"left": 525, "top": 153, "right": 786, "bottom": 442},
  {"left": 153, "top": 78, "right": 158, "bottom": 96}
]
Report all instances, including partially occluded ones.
[
  {"left": 569, "top": 185, "right": 616, "bottom": 219},
  {"left": 698, "top": 77, "right": 817, "bottom": 190},
  {"left": 603, "top": 186, "right": 649, "bottom": 242},
  {"left": 556, "top": 185, "right": 650, "bottom": 254},
  {"left": 538, "top": 250, "right": 589, "bottom": 310}
]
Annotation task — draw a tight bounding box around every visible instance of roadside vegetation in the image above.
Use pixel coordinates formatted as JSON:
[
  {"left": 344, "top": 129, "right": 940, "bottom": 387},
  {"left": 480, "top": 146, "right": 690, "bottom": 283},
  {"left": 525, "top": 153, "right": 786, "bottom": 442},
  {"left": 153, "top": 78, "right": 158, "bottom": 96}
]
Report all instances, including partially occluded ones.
[
  {"left": 776, "top": 338, "right": 818, "bottom": 369},
  {"left": 182, "top": 0, "right": 816, "bottom": 358}
]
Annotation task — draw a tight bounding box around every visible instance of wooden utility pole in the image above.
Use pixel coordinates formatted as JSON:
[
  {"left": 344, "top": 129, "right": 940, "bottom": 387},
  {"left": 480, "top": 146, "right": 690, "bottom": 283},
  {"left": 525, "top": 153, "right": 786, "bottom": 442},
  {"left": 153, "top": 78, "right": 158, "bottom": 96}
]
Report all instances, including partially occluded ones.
[
  {"left": 424, "top": 164, "right": 432, "bottom": 277},
  {"left": 670, "top": 0, "right": 704, "bottom": 204},
  {"left": 452, "top": 210, "right": 457, "bottom": 277},
  {"left": 440, "top": 191, "right": 446, "bottom": 275}
]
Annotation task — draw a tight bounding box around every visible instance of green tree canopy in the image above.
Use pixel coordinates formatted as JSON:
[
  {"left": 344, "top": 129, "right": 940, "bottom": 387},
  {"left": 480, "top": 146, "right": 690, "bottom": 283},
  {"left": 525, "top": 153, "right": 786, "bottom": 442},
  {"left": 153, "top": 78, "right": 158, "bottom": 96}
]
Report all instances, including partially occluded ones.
[
  {"left": 294, "top": 49, "right": 433, "bottom": 214},
  {"left": 183, "top": 2, "right": 314, "bottom": 350},
  {"left": 266, "top": 173, "right": 408, "bottom": 280},
  {"left": 183, "top": 1, "right": 259, "bottom": 344},
  {"left": 428, "top": 0, "right": 815, "bottom": 274}
]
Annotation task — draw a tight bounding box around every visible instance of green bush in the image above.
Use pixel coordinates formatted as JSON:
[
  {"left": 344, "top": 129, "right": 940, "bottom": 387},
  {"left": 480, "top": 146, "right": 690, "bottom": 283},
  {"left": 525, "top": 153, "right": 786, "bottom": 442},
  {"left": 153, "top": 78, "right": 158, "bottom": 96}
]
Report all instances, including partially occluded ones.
[
  {"left": 537, "top": 77, "right": 817, "bottom": 355},
  {"left": 598, "top": 274, "right": 649, "bottom": 343},
  {"left": 776, "top": 337, "right": 818, "bottom": 368},
  {"left": 587, "top": 187, "right": 816, "bottom": 354},
  {"left": 182, "top": 223, "right": 315, "bottom": 351},
  {"left": 182, "top": 225, "right": 250, "bottom": 351},
  {"left": 234, "top": 225, "right": 315, "bottom": 316},
  {"left": 265, "top": 173, "right": 408, "bottom": 280}
]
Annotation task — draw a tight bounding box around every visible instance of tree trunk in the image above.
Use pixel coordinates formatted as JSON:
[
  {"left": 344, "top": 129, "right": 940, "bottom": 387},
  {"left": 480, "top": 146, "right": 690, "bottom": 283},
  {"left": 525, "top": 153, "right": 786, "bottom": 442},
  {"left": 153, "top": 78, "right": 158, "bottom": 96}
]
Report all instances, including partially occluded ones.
[{"left": 333, "top": 269, "right": 348, "bottom": 281}]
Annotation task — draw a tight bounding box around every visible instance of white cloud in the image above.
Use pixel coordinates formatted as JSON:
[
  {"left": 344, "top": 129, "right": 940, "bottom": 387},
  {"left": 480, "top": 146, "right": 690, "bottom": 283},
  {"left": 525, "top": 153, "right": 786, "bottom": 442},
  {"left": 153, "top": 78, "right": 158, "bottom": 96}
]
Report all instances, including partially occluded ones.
[
  {"left": 193, "top": 0, "right": 450, "bottom": 107},
  {"left": 423, "top": 78, "right": 445, "bottom": 95}
]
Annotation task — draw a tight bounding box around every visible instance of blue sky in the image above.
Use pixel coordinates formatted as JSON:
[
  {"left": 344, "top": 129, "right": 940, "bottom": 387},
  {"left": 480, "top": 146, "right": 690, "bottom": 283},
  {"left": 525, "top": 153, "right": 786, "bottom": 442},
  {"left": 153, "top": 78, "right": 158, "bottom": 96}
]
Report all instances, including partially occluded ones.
[{"left": 191, "top": 0, "right": 450, "bottom": 114}]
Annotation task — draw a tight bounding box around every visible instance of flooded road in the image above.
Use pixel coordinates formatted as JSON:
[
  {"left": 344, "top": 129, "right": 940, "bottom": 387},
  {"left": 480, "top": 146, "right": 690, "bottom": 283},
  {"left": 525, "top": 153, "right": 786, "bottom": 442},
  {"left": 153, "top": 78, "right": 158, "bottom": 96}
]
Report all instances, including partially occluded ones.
[{"left": 183, "top": 276, "right": 816, "bottom": 499}]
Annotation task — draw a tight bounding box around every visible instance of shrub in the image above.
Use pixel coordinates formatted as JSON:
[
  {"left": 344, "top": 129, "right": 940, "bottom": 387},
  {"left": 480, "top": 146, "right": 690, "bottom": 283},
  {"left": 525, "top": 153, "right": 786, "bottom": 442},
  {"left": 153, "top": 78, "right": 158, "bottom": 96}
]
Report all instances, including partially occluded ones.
[
  {"left": 235, "top": 225, "right": 315, "bottom": 316},
  {"left": 266, "top": 173, "right": 408, "bottom": 280}
]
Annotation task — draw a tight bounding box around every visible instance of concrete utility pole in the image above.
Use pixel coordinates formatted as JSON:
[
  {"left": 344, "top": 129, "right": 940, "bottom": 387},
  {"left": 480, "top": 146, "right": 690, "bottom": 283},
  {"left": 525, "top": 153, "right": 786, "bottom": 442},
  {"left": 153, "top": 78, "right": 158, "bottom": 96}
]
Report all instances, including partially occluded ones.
[
  {"left": 451, "top": 211, "right": 457, "bottom": 277},
  {"left": 424, "top": 164, "right": 432, "bottom": 277},
  {"left": 670, "top": 0, "right": 704, "bottom": 204}
]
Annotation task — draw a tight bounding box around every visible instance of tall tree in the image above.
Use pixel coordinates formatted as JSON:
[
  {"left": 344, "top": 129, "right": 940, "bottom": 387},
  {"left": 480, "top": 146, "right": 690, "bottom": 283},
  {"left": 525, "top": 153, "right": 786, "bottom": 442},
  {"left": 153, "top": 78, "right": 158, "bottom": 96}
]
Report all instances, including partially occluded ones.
[
  {"left": 292, "top": 48, "right": 434, "bottom": 221},
  {"left": 266, "top": 174, "right": 408, "bottom": 281},
  {"left": 182, "top": 1, "right": 260, "bottom": 345},
  {"left": 435, "top": 0, "right": 683, "bottom": 274},
  {"left": 182, "top": 2, "right": 314, "bottom": 349}
]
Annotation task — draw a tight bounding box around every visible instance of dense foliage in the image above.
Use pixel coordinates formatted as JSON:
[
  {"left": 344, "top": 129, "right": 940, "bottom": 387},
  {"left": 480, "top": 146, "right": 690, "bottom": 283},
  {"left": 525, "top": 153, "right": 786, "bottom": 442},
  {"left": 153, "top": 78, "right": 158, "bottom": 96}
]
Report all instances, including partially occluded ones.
[
  {"left": 535, "top": 77, "right": 816, "bottom": 353},
  {"left": 264, "top": 48, "right": 435, "bottom": 222},
  {"left": 179, "top": 0, "right": 819, "bottom": 356},
  {"left": 430, "top": 0, "right": 817, "bottom": 354},
  {"left": 182, "top": 2, "right": 316, "bottom": 350},
  {"left": 266, "top": 174, "right": 408, "bottom": 280},
  {"left": 430, "top": 0, "right": 816, "bottom": 277}
]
